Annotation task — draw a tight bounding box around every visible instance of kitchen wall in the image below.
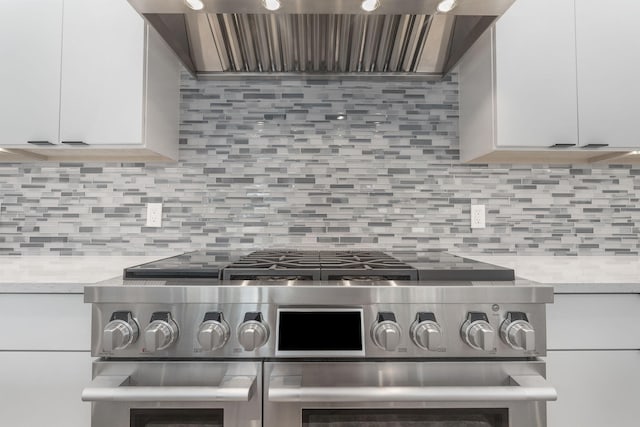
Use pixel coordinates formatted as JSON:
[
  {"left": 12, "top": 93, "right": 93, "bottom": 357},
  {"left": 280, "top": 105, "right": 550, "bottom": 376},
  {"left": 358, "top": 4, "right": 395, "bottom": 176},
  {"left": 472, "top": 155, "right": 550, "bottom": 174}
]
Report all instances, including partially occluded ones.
[{"left": 0, "top": 73, "right": 639, "bottom": 256}]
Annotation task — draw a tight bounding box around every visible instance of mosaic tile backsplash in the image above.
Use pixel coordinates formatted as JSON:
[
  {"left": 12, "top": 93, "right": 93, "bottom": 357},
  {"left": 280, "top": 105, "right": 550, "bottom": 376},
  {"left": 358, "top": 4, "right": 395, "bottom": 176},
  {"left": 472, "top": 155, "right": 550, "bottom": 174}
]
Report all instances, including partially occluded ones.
[{"left": 0, "top": 73, "right": 639, "bottom": 256}]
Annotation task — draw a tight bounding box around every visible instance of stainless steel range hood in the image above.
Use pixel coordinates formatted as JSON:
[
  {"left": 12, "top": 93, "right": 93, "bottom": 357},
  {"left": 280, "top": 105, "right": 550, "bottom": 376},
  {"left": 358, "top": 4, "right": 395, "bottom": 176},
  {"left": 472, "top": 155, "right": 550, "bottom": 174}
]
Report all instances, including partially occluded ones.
[{"left": 127, "top": 0, "right": 515, "bottom": 78}]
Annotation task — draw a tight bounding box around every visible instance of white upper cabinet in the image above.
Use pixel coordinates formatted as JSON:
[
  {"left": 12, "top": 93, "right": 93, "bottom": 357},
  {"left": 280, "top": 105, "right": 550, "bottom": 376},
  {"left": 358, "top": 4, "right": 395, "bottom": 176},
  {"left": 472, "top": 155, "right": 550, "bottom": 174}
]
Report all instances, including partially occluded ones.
[
  {"left": 459, "top": 0, "right": 584, "bottom": 162},
  {"left": 494, "top": 0, "right": 578, "bottom": 148},
  {"left": 0, "top": 1, "right": 63, "bottom": 147},
  {"left": 0, "top": 0, "right": 180, "bottom": 161},
  {"left": 59, "top": 0, "right": 145, "bottom": 146},
  {"left": 575, "top": 0, "right": 640, "bottom": 149},
  {"left": 459, "top": 0, "right": 637, "bottom": 163}
]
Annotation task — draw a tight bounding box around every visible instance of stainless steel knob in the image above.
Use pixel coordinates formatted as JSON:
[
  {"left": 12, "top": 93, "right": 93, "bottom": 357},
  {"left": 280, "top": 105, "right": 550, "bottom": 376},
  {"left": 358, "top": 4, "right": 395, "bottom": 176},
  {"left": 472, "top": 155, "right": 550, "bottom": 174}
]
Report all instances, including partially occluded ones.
[
  {"left": 411, "top": 320, "right": 444, "bottom": 351},
  {"left": 461, "top": 312, "right": 496, "bottom": 352},
  {"left": 371, "top": 312, "right": 402, "bottom": 351},
  {"left": 103, "top": 320, "right": 138, "bottom": 351},
  {"left": 144, "top": 313, "right": 178, "bottom": 352},
  {"left": 197, "top": 314, "right": 230, "bottom": 352},
  {"left": 500, "top": 312, "right": 536, "bottom": 351},
  {"left": 237, "top": 313, "right": 269, "bottom": 352},
  {"left": 238, "top": 321, "right": 269, "bottom": 351}
]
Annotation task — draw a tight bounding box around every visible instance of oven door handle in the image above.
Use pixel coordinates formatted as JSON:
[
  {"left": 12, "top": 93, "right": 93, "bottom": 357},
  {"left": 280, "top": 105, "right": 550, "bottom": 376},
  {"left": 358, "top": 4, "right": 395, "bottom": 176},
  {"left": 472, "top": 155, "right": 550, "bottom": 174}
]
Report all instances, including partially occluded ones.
[
  {"left": 82, "top": 374, "right": 256, "bottom": 402},
  {"left": 268, "top": 374, "right": 557, "bottom": 403}
]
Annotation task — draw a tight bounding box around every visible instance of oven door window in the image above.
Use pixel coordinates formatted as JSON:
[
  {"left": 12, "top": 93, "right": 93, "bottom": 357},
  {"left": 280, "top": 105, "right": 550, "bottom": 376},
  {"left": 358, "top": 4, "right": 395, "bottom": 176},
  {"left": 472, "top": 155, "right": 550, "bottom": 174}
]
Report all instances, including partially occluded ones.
[
  {"left": 130, "top": 409, "right": 223, "bottom": 427},
  {"left": 302, "top": 408, "right": 508, "bottom": 427}
]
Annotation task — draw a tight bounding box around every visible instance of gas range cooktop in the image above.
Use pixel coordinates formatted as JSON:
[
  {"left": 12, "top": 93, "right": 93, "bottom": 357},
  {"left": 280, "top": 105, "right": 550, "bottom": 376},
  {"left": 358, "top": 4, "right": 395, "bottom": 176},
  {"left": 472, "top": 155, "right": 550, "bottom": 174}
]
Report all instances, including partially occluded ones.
[{"left": 123, "top": 250, "right": 515, "bottom": 282}]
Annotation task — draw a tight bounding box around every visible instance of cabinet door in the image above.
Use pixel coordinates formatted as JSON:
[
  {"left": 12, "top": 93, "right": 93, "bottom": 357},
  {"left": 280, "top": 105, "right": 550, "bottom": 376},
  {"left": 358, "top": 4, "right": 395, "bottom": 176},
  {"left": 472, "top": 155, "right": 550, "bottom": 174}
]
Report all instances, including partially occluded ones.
[
  {"left": 59, "top": 0, "right": 145, "bottom": 145},
  {"left": 546, "top": 351, "right": 640, "bottom": 427},
  {"left": 0, "top": 352, "right": 92, "bottom": 427},
  {"left": 576, "top": 0, "right": 640, "bottom": 149},
  {"left": 494, "top": 0, "right": 578, "bottom": 148},
  {"left": 547, "top": 294, "right": 640, "bottom": 350},
  {"left": 0, "top": 294, "right": 90, "bottom": 351},
  {"left": 0, "top": 1, "right": 63, "bottom": 147}
]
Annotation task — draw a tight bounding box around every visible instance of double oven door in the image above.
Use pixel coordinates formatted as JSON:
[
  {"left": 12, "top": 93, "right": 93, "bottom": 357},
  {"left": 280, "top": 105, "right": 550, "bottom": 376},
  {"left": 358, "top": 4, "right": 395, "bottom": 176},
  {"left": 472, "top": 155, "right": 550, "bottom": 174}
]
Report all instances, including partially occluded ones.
[
  {"left": 264, "top": 360, "right": 556, "bottom": 427},
  {"left": 82, "top": 361, "right": 261, "bottom": 427},
  {"left": 83, "top": 359, "right": 555, "bottom": 427}
]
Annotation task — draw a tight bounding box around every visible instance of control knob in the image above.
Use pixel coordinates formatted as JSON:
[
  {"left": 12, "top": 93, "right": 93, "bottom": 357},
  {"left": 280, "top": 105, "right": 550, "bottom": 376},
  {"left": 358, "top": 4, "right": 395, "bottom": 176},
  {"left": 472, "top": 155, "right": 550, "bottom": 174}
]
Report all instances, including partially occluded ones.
[
  {"left": 410, "top": 312, "right": 444, "bottom": 351},
  {"left": 237, "top": 312, "right": 269, "bottom": 351},
  {"left": 500, "top": 312, "right": 536, "bottom": 351},
  {"left": 144, "top": 312, "right": 179, "bottom": 352},
  {"left": 371, "top": 312, "right": 402, "bottom": 351},
  {"left": 103, "top": 311, "right": 139, "bottom": 351},
  {"left": 461, "top": 312, "right": 496, "bottom": 352},
  {"left": 197, "top": 312, "right": 230, "bottom": 352}
]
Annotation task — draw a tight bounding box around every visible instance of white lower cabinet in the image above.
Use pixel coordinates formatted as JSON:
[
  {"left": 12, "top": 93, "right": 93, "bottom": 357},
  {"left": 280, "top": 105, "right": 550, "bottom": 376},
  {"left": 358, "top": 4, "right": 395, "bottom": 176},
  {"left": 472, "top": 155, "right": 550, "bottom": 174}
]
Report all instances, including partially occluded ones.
[
  {"left": 547, "top": 350, "right": 640, "bottom": 427},
  {"left": 546, "top": 292, "right": 640, "bottom": 427},
  {"left": 0, "top": 351, "right": 92, "bottom": 427},
  {"left": 0, "top": 294, "right": 90, "bottom": 351},
  {"left": 0, "top": 293, "right": 92, "bottom": 427}
]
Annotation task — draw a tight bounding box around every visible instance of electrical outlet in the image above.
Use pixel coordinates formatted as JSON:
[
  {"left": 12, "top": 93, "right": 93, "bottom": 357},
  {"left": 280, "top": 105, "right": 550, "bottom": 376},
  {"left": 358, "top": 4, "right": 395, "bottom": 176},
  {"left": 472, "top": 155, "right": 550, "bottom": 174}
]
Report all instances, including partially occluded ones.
[
  {"left": 471, "top": 204, "right": 486, "bottom": 229},
  {"left": 146, "top": 203, "right": 163, "bottom": 227}
]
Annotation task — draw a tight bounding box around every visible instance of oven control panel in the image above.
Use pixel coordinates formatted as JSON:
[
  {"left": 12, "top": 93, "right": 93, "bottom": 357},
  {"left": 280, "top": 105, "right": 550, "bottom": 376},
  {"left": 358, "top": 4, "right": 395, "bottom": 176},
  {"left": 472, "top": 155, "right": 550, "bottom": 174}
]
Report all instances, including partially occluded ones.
[{"left": 91, "top": 303, "right": 546, "bottom": 359}]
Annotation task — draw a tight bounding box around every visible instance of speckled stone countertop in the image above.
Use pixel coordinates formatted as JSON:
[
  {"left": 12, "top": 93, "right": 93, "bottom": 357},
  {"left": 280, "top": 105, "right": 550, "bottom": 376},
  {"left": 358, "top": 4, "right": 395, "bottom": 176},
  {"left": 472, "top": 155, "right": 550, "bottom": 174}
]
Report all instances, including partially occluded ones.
[
  {"left": 453, "top": 253, "right": 640, "bottom": 293},
  {"left": 0, "top": 256, "right": 169, "bottom": 293}
]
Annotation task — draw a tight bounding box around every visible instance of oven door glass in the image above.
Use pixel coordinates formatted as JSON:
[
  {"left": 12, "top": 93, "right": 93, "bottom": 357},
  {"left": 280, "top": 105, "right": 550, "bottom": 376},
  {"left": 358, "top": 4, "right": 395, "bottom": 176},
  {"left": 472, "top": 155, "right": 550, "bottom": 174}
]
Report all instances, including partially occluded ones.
[
  {"left": 130, "top": 409, "right": 223, "bottom": 427},
  {"left": 302, "top": 408, "right": 509, "bottom": 427}
]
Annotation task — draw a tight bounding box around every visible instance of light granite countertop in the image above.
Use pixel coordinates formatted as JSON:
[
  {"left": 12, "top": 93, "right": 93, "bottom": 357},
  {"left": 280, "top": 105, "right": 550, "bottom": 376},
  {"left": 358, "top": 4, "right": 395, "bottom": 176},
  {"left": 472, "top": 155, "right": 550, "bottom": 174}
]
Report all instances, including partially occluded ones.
[
  {"left": 0, "top": 256, "right": 167, "bottom": 293},
  {"left": 1, "top": 254, "right": 639, "bottom": 294},
  {"left": 453, "top": 253, "right": 640, "bottom": 293}
]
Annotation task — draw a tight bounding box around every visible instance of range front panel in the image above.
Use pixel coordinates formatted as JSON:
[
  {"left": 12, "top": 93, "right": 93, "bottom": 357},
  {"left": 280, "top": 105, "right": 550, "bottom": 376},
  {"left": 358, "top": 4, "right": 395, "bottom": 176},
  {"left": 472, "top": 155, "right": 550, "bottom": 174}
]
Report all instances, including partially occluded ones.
[{"left": 91, "top": 301, "right": 547, "bottom": 359}]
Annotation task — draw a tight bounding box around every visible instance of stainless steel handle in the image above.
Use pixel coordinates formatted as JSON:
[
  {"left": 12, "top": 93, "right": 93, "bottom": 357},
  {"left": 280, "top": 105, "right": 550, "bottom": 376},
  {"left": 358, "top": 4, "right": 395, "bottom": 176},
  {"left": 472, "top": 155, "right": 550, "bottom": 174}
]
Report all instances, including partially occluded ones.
[
  {"left": 82, "top": 374, "right": 256, "bottom": 402},
  {"left": 268, "top": 374, "right": 557, "bottom": 403}
]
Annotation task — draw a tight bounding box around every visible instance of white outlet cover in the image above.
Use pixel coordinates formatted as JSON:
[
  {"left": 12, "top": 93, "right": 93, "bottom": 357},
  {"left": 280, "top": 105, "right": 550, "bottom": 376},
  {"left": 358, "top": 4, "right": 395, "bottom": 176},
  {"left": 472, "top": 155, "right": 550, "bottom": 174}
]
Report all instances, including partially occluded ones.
[
  {"left": 146, "top": 203, "right": 163, "bottom": 228},
  {"left": 471, "top": 204, "right": 486, "bottom": 229}
]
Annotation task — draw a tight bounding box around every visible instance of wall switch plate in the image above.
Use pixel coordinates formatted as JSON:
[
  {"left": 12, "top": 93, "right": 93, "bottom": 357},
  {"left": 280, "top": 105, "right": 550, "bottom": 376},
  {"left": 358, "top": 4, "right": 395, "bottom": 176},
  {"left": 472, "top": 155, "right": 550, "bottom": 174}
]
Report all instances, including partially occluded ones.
[
  {"left": 471, "top": 204, "right": 486, "bottom": 229},
  {"left": 146, "top": 203, "right": 162, "bottom": 227}
]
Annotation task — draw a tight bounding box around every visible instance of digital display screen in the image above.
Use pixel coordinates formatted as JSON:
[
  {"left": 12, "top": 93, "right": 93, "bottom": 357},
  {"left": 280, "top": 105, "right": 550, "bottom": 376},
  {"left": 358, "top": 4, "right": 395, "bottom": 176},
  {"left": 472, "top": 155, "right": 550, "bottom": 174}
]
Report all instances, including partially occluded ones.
[{"left": 278, "top": 310, "right": 363, "bottom": 352}]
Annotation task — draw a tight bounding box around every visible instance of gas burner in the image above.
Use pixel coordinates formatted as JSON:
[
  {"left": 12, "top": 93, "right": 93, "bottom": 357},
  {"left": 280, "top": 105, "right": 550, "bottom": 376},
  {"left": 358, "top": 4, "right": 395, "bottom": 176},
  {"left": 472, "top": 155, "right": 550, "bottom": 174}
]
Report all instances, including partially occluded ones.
[
  {"left": 338, "top": 276, "right": 399, "bottom": 282},
  {"left": 239, "top": 275, "right": 313, "bottom": 282}
]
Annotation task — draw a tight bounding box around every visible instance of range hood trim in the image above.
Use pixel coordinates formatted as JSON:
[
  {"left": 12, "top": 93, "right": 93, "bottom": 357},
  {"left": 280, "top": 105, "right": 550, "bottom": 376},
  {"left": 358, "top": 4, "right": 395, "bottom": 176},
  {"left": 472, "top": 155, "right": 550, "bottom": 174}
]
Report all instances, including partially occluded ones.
[
  {"left": 129, "top": 0, "right": 516, "bottom": 78},
  {"left": 128, "top": 0, "right": 515, "bottom": 16}
]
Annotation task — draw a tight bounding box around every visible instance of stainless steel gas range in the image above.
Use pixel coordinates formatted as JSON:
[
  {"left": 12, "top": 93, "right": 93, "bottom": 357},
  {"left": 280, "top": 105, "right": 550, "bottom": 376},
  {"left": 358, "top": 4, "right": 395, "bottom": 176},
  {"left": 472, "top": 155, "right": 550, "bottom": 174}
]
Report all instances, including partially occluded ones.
[{"left": 83, "top": 250, "right": 556, "bottom": 427}]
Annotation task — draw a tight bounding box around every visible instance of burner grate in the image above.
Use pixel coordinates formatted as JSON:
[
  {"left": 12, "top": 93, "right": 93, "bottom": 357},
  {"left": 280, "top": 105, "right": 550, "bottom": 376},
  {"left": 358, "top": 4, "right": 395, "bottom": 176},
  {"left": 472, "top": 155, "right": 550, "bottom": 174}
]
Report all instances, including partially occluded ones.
[{"left": 221, "top": 250, "right": 418, "bottom": 281}]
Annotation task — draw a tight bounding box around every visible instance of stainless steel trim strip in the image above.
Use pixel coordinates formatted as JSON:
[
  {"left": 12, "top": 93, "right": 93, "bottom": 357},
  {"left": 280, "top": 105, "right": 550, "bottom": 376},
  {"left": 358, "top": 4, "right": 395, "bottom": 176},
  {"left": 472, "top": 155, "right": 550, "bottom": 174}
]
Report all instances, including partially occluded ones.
[
  {"left": 85, "top": 283, "right": 554, "bottom": 304},
  {"left": 237, "top": 15, "right": 257, "bottom": 71},
  {"left": 312, "top": 15, "right": 321, "bottom": 71},
  {"left": 402, "top": 14, "right": 428, "bottom": 72},
  {"left": 82, "top": 374, "right": 256, "bottom": 402},
  {"left": 376, "top": 16, "right": 396, "bottom": 71},
  {"left": 207, "top": 14, "right": 232, "bottom": 71},
  {"left": 388, "top": 15, "right": 411, "bottom": 72},
  {"left": 254, "top": 15, "right": 271, "bottom": 72},
  {"left": 267, "top": 14, "right": 283, "bottom": 72},
  {"left": 349, "top": 15, "right": 366, "bottom": 72},
  {"left": 278, "top": 15, "right": 293, "bottom": 71},
  {"left": 337, "top": 15, "right": 350, "bottom": 72},
  {"left": 361, "top": 15, "right": 381, "bottom": 72},
  {"left": 221, "top": 14, "right": 245, "bottom": 71},
  {"left": 325, "top": 14, "right": 336, "bottom": 71},
  {"left": 185, "top": 13, "right": 224, "bottom": 72},
  {"left": 268, "top": 374, "right": 557, "bottom": 402},
  {"left": 129, "top": 0, "right": 515, "bottom": 15}
]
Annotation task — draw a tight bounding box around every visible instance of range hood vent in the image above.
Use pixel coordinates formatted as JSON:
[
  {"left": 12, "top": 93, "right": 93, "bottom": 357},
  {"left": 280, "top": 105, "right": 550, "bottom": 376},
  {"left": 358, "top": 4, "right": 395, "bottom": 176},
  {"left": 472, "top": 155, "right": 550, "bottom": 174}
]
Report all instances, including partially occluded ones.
[{"left": 130, "top": 0, "right": 515, "bottom": 78}]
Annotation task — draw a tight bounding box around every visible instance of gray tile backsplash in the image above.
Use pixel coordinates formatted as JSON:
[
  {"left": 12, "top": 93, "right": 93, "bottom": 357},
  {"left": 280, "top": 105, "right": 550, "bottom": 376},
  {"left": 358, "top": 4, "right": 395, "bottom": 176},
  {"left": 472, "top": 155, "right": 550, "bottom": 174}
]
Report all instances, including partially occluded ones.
[{"left": 0, "top": 73, "right": 639, "bottom": 255}]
